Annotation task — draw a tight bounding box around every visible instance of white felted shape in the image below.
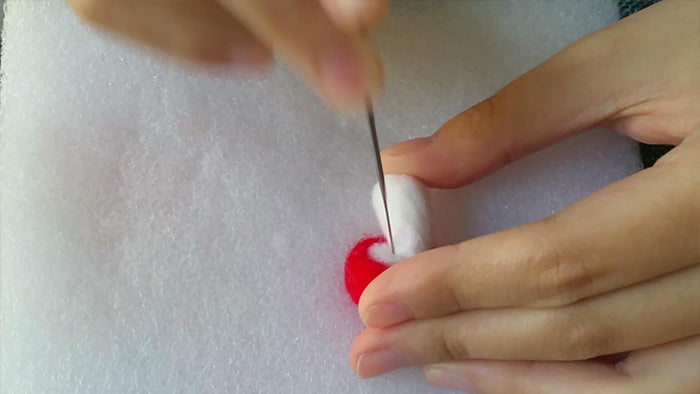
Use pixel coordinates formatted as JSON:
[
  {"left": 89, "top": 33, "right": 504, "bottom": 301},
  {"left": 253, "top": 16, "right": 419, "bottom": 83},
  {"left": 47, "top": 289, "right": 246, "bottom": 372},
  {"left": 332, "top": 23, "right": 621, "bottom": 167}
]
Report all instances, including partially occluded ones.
[
  {"left": 372, "top": 175, "right": 431, "bottom": 260},
  {"left": 1, "top": 1, "right": 641, "bottom": 393},
  {"left": 369, "top": 242, "right": 404, "bottom": 265}
]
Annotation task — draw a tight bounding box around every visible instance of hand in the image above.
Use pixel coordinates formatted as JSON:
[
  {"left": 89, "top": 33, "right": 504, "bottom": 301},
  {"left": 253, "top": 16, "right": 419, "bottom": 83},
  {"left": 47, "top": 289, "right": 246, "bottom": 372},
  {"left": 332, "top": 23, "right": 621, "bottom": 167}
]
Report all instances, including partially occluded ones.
[
  {"left": 350, "top": 1, "right": 700, "bottom": 392},
  {"left": 66, "top": 0, "right": 386, "bottom": 109},
  {"left": 422, "top": 336, "right": 700, "bottom": 393}
]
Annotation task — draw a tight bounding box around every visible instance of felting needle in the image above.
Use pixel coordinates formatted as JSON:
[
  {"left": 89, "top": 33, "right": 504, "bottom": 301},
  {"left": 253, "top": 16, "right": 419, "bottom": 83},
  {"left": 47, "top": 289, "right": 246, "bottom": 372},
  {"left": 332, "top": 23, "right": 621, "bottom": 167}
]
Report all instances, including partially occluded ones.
[{"left": 366, "top": 97, "right": 395, "bottom": 255}]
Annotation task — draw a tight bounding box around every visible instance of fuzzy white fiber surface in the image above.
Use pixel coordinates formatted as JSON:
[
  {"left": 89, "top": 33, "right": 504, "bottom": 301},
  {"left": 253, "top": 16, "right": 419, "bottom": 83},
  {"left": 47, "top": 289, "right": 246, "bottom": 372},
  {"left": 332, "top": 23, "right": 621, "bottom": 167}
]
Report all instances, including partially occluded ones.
[
  {"left": 0, "top": 1, "right": 641, "bottom": 393},
  {"left": 372, "top": 175, "right": 431, "bottom": 260}
]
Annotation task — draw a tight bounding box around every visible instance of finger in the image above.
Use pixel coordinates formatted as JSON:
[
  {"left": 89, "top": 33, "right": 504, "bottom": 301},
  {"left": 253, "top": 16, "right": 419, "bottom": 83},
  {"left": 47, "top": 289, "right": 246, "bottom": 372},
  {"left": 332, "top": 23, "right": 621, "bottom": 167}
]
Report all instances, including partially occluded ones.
[
  {"left": 620, "top": 335, "right": 700, "bottom": 393},
  {"left": 221, "top": 0, "right": 383, "bottom": 109},
  {"left": 425, "top": 360, "right": 626, "bottom": 394},
  {"left": 423, "top": 335, "right": 700, "bottom": 393},
  {"left": 319, "top": 0, "right": 388, "bottom": 31},
  {"left": 69, "top": 0, "right": 272, "bottom": 66},
  {"left": 381, "top": 0, "right": 698, "bottom": 188},
  {"left": 351, "top": 265, "right": 700, "bottom": 377},
  {"left": 359, "top": 135, "right": 700, "bottom": 327}
]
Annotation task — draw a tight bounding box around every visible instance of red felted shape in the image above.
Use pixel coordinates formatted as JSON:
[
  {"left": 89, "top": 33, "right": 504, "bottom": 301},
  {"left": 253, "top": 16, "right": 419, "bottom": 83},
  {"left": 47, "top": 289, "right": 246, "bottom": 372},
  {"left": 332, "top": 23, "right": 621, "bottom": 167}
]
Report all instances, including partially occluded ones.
[{"left": 344, "top": 236, "right": 390, "bottom": 304}]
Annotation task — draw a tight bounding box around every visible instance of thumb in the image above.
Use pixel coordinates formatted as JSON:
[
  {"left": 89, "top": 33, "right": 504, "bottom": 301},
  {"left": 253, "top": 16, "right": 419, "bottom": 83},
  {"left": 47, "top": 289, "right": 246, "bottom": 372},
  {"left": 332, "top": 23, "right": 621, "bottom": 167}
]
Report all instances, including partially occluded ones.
[{"left": 381, "top": 15, "right": 645, "bottom": 189}]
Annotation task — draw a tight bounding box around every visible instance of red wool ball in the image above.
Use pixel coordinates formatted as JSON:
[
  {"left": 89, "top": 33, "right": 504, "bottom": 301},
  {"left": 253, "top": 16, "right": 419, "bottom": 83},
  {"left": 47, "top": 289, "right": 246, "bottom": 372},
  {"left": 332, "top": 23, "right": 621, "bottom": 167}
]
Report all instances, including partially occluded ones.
[{"left": 344, "top": 236, "right": 390, "bottom": 304}]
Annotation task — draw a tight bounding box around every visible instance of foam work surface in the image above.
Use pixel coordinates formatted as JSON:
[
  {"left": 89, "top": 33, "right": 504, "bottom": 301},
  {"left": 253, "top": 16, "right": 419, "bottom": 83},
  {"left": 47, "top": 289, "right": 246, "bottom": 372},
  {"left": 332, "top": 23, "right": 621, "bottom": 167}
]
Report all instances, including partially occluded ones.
[{"left": 0, "top": 1, "right": 640, "bottom": 392}]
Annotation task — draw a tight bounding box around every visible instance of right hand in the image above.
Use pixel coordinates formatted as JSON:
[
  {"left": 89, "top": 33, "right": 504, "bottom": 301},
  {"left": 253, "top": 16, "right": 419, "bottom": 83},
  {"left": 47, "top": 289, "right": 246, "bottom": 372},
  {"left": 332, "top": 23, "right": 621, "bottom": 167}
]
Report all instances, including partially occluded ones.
[{"left": 66, "top": 0, "right": 386, "bottom": 109}]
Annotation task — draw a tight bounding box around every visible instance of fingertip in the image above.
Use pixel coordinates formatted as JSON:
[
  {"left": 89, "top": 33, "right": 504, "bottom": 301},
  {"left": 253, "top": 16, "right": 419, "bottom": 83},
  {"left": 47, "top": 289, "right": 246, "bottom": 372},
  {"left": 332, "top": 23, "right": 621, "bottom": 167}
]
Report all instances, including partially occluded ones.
[
  {"left": 348, "top": 328, "right": 378, "bottom": 373},
  {"left": 382, "top": 137, "right": 434, "bottom": 159},
  {"left": 353, "top": 0, "right": 389, "bottom": 30},
  {"left": 357, "top": 283, "right": 379, "bottom": 327},
  {"left": 321, "top": 0, "right": 389, "bottom": 31},
  {"left": 381, "top": 136, "right": 472, "bottom": 189},
  {"left": 317, "top": 37, "right": 383, "bottom": 111},
  {"left": 316, "top": 3, "right": 385, "bottom": 111},
  {"left": 358, "top": 249, "right": 460, "bottom": 328},
  {"left": 380, "top": 113, "right": 514, "bottom": 189},
  {"left": 350, "top": 328, "right": 412, "bottom": 378},
  {"left": 381, "top": 137, "right": 433, "bottom": 172},
  {"left": 355, "top": 258, "right": 405, "bottom": 326}
]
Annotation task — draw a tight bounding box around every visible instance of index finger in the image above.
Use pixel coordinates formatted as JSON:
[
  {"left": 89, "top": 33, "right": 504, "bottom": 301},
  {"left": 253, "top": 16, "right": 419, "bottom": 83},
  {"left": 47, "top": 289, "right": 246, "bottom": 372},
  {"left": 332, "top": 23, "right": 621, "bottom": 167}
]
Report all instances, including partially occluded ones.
[
  {"left": 221, "top": 0, "right": 384, "bottom": 109},
  {"left": 381, "top": 0, "right": 695, "bottom": 188},
  {"left": 358, "top": 139, "right": 700, "bottom": 328}
]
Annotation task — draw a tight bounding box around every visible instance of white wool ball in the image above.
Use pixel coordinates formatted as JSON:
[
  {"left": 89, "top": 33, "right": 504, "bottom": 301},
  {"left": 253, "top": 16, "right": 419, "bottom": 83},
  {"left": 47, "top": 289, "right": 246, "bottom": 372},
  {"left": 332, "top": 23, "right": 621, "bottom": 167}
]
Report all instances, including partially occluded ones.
[{"left": 372, "top": 175, "right": 431, "bottom": 260}]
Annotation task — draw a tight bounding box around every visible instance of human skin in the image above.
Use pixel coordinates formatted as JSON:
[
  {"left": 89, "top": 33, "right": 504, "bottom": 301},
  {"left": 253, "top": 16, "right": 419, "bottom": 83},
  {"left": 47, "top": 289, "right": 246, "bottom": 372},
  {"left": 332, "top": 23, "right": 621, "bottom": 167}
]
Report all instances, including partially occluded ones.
[
  {"left": 65, "top": 0, "right": 700, "bottom": 392},
  {"left": 350, "top": 1, "right": 700, "bottom": 392},
  {"left": 65, "top": 0, "right": 388, "bottom": 110}
]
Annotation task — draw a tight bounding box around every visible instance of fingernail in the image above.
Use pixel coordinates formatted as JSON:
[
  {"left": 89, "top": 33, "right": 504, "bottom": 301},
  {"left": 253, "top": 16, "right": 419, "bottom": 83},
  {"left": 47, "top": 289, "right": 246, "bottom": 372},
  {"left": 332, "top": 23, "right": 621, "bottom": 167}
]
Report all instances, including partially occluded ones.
[
  {"left": 335, "top": 0, "right": 366, "bottom": 20},
  {"left": 424, "top": 367, "right": 477, "bottom": 393},
  {"left": 355, "top": 349, "right": 411, "bottom": 378},
  {"left": 319, "top": 41, "right": 366, "bottom": 101},
  {"left": 382, "top": 137, "right": 434, "bottom": 157},
  {"left": 364, "top": 302, "right": 413, "bottom": 327}
]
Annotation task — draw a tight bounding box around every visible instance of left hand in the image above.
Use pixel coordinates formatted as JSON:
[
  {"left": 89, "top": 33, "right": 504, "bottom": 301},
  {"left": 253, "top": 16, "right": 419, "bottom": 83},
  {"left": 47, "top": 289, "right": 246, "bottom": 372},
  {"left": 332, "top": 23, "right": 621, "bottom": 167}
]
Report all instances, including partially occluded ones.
[{"left": 349, "top": 1, "right": 700, "bottom": 392}]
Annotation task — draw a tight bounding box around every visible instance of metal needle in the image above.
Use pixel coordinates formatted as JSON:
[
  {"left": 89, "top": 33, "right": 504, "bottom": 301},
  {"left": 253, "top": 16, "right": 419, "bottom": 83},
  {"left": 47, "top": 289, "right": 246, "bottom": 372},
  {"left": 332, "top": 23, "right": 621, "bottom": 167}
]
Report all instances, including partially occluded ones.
[{"left": 366, "top": 98, "right": 395, "bottom": 254}]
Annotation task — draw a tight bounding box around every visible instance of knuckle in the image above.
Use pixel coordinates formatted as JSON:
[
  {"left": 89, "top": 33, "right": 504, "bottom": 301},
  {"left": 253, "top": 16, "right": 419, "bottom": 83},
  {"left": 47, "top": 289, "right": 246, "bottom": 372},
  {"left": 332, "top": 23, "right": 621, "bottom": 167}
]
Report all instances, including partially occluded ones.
[
  {"left": 435, "top": 326, "right": 471, "bottom": 361},
  {"left": 470, "top": 95, "right": 500, "bottom": 136},
  {"left": 446, "top": 274, "right": 469, "bottom": 312},
  {"left": 448, "top": 243, "right": 476, "bottom": 310},
  {"left": 552, "top": 309, "right": 614, "bottom": 360},
  {"left": 434, "top": 95, "right": 501, "bottom": 146},
  {"left": 539, "top": 256, "right": 595, "bottom": 305},
  {"left": 531, "top": 219, "right": 597, "bottom": 306}
]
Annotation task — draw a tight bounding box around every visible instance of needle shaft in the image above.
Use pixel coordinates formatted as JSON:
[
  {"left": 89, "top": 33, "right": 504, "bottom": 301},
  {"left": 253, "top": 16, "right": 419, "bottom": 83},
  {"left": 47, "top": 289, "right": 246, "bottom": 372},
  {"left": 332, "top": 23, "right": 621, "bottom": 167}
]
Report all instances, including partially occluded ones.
[{"left": 367, "top": 98, "right": 395, "bottom": 254}]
